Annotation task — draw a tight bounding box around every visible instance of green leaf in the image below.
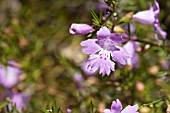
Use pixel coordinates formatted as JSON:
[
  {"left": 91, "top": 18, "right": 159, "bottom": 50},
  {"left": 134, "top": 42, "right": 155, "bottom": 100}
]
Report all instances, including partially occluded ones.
[
  {"left": 57, "top": 107, "right": 64, "bottom": 113},
  {"left": 90, "top": 100, "right": 93, "bottom": 113},
  {"left": 0, "top": 101, "right": 9, "bottom": 111},
  {"left": 52, "top": 100, "right": 56, "bottom": 112},
  {"left": 90, "top": 9, "right": 100, "bottom": 26}
]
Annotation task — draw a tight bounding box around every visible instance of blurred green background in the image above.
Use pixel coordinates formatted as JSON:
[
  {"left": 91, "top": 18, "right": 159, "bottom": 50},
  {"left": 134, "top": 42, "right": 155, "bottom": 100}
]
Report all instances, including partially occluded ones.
[{"left": 0, "top": 0, "right": 170, "bottom": 113}]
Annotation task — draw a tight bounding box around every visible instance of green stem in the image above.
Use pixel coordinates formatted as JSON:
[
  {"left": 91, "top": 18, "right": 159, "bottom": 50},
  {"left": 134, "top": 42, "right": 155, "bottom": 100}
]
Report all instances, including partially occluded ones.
[{"left": 131, "top": 39, "right": 170, "bottom": 52}]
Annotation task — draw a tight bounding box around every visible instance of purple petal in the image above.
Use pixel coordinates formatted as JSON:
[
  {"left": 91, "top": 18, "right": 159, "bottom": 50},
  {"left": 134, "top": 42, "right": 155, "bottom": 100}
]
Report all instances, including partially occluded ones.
[
  {"left": 111, "top": 99, "right": 122, "bottom": 112},
  {"left": 110, "top": 33, "right": 123, "bottom": 44},
  {"left": 69, "top": 23, "right": 92, "bottom": 35},
  {"left": 80, "top": 39, "right": 101, "bottom": 54},
  {"left": 85, "top": 50, "right": 115, "bottom": 76},
  {"left": 67, "top": 109, "right": 71, "bottom": 113},
  {"left": 133, "top": 10, "right": 155, "bottom": 25},
  {"left": 154, "top": 24, "right": 167, "bottom": 39},
  {"left": 127, "top": 53, "right": 140, "bottom": 68},
  {"left": 123, "top": 41, "right": 136, "bottom": 55},
  {"left": 81, "top": 63, "right": 96, "bottom": 75},
  {"left": 103, "top": 109, "right": 112, "bottom": 113},
  {"left": 111, "top": 46, "right": 132, "bottom": 65},
  {"left": 0, "top": 66, "right": 20, "bottom": 88},
  {"left": 97, "top": 26, "right": 111, "bottom": 39},
  {"left": 124, "top": 41, "right": 139, "bottom": 68},
  {"left": 162, "top": 59, "right": 169, "bottom": 70},
  {"left": 121, "top": 105, "right": 139, "bottom": 113},
  {"left": 153, "top": 0, "right": 160, "bottom": 20},
  {"left": 73, "top": 73, "right": 84, "bottom": 82}
]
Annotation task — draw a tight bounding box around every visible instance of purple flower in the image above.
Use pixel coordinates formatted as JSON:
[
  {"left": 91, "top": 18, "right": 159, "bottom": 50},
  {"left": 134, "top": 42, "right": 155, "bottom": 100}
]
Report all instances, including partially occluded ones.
[
  {"left": 81, "top": 26, "right": 132, "bottom": 76},
  {"left": 104, "top": 99, "right": 139, "bottom": 113},
  {"left": 73, "top": 73, "right": 84, "bottom": 89},
  {"left": 161, "top": 59, "right": 169, "bottom": 70},
  {"left": 69, "top": 23, "right": 93, "bottom": 35},
  {"left": 0, "top": 64, "right": 21, "bottom": 88},
  {"left": 67, "top": 108, "right": 71, "bottom": 113},
  {"left": 133, "top": 0, "right": 167, "bottom": 41},
  {"left": 3, "top": 91, "right": 29, "bottom": 112}
]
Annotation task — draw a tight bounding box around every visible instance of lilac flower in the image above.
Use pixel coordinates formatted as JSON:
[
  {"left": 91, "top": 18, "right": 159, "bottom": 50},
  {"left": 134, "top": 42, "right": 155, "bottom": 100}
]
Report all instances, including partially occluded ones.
[
  {"left": 3, "top": 91, "right": 29, "bottom": 112},
  {"left": 69, "top": 23, "right": 93, "bottom": 35},
  {"left": 161, "top": 59, "right": 169, "bottom": 70},
  {"left": 67, "top": 108, "right": 71, "bottom": 113},
  {"left": 73, "top": 73, "right": 84, "bottom": 89},
  {"left": 0, "top": 64, "right": 21, "bottom": 88},
  {"left": 133, "top": 0, "right": 167, "bottom": 41},
  {"left": 81, "top": 26, "right": 132, "bottom": 76},
  {"left": 104, "top": 99, "right": 139, "bottom": 113}
]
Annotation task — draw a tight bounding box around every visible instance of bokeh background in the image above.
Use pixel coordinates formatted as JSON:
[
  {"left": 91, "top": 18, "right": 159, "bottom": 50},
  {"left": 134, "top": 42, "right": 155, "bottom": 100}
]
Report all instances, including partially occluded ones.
[{"left": 0, "top": 0, "right": 170, "bottom": 113}]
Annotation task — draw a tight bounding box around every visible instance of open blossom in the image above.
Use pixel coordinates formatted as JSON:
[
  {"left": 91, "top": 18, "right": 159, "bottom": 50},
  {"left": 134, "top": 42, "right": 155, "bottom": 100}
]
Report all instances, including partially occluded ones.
[
  {"left": 69, "top": 23, "right": 93, "bottom": 35},
  {"left": 104, "top": 99, "right": 139, "bottom": 113},
  {"left": 0, "top": 63, "right": 21, "bottom": 88},
  {"left": 133, "top": 0, "right": 167, "bottom": 41},
  {"left": 81, "top": 26, "right": 132, "bottom": 76}
]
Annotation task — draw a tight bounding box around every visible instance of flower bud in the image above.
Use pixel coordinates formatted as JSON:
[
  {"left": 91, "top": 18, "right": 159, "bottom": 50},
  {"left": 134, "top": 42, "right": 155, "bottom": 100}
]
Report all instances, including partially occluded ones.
[
  {"left": 69, "top": 23, "right": 92, "bottom": 35},
  {"left": 133, "top": 10, "right": 155, "bottom": 25}
]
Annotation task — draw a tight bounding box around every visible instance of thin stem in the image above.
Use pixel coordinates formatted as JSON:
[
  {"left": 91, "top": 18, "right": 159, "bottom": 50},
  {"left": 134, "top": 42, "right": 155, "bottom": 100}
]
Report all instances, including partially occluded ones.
[{"left": 130, "top": 39, "right": 170, "bottom": 51}]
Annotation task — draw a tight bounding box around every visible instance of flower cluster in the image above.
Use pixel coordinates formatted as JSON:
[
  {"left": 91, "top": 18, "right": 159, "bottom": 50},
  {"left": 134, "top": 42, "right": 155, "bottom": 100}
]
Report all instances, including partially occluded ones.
[
  {"left": 69, "top": 0, "right": 166, "bottom": 76},
  {"left": 0, "top": 61, "right": 29, "bottom": 112},
  {"left": 70, "top": 25, "right": 132, "bottom": 76}
]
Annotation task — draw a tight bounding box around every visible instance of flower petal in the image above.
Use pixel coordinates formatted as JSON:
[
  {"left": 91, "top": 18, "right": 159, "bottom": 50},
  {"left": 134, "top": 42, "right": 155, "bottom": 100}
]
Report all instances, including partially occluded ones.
[
  {"left": 103, "top": 109, "right": 112, "bottom": 113},
  {"left": 111, "top": 46, "right": 132, "bottom": 65},
  {"left": 153, "top": 0, "right": 160, "bottom": 19},
  {"left": 111, "top": 99, "right": 122, "bottom": 112},
  {"left": 110, "top": 33, "right": 123, "bottom": 44},
  {"left": 121, "top": 105, "right": 139, "bottom": 113},
  {"left": 0, "top": 66, "right": 20, "bottom": 88},
  {"left": 97, "top": 26, "right": 111, "bottom": 39},
  {"left": 85, "top": 49, "right": 115, "bottom": 76},
  {"left": 123, "top": 41, "right": 136, "bottom": 55},
  {"left": 154, "top": 24, "right": 167, "bottom": 39},
  {"left": 80, "top": 39, "right": 101, "bottom": 54}
]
